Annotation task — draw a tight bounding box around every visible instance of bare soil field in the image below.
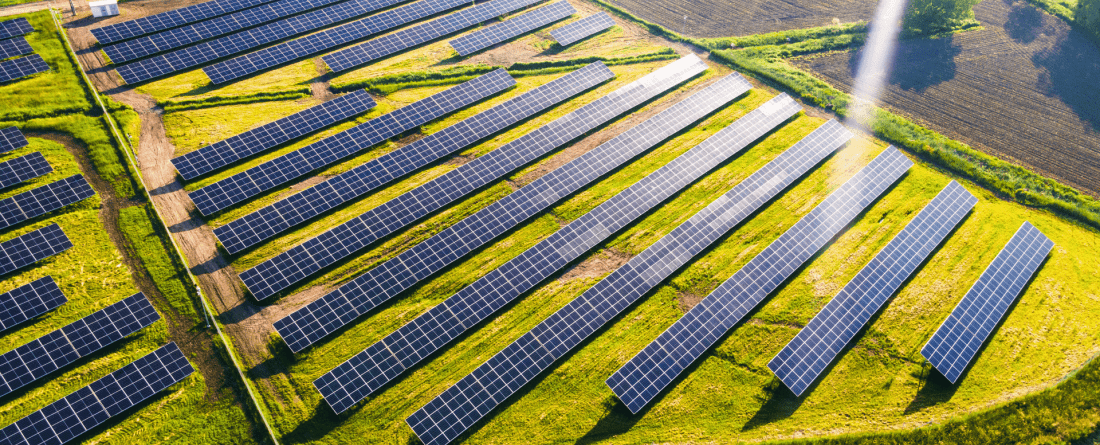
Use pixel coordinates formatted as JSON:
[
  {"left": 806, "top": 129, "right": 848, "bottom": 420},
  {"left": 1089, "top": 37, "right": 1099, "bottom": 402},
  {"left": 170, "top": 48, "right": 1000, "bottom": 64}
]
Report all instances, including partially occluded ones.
[
  {"left": 606, "top": 0, "right": 876, "bottom": 37},
  {"left": 796, "top": 0, "right": 1100, "bottom": 196}
]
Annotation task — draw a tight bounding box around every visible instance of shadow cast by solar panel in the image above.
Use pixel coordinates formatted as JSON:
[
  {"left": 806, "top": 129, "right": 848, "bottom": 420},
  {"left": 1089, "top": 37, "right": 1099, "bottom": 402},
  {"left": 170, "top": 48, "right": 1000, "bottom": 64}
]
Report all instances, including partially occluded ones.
[
  {"left": 573, "top": 395, "right": 643, "bottom": 444},
  {"left": 69, "top": 374, "right": 192, "bottom": 444},
  {"left": 903, "top": 363, "right": 960, "bottom": 415},
  {"left": 539, "top": 28, "right": 610, "bottom": 56},
  {"left": 242, "top": 71, "right": 691, "bottom": 302}
]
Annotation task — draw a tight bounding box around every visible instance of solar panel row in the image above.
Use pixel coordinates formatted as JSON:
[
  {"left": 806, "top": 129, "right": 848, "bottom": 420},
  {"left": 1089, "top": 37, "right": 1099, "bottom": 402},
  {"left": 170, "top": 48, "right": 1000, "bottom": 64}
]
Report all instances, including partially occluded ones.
[
  {"left": 0, "top": 18, "right": 33, "bottom": 41},
  {"left": 0, "top": 127, "right": 29, "bottom": 154},
  {"left": 190, "top": 69, "right": 514, "bottom": 216},
  {"left": 0, "top": 343, "right": 193, "bottom": 445},
  {"left": 550, "top": 12, "right": 614, "bottom": 46},
  {"left": 0, "top": 37, "right": 32, "bottom": 61},
  {"left": 0, "top": 293, "right": 160, "bottom": 398},
  {"left": 240, "top": 55, "right": 705, "bottom": 301},
  {"left": 449, "top": 1, "right": 575, "bottom": 56},
  {"left": 314, "top": 76, "right": 762, "bottom": 413},
  {"left": 920, "top": 221, "right": 1053, "bottom": 383},
  {"left": 172, "top": 90, "right": 377, "bottom": 181},
  {"left": 0, "top": 153, "right": 52, "bottom": 191},
  {"left": 114, "top": 0, "right": 422, "bottom": 84},
  {"left": 0, "top": 175, "right": 96, "bottom": 231},
  {"left": 768, "top": 181, "right": 977, "bottom": 396},
  {"left": 606, "top": 147, "right": 913, "bottom": 414},
  {"left": 91, "top": 0, "right": 277, "bottom": 44},
  {"left": 0, "top": 223, "right": 71, "bottom": 277},
  {"left": 278, "top": 71, "right": 746, "bottom": 355},
  {"left": 102, "top": 0, "right": 353, "bottom": 63},
  {"left": 0, "top": 277, "right": 66, "bottom": 334},
  {"left": 204, "top": 0, "right": 477, "bottom": 84},
  {"left": 323, "top": 0, "right": 547, "bottom": 73},
  {"left": 0, "top": 54, "right": 48, "bottom": 83},
  {"left": 215, "top": 63, "right": 612, "bottom": 255},
  {"left": 407, "top": 120, "right": 852, "bottom": 445}
]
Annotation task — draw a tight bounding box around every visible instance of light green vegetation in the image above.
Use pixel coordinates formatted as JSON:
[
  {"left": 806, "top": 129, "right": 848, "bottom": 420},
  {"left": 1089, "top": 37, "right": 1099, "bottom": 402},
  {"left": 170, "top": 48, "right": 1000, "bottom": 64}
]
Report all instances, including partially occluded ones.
[
  {"left": 164, "top": 97, "right": 321, "bottom": 156},
  {"left": 161, "top": 88, "right": 312, "bottom": 112},
  {"left": 136, "top": 59, "right": 317, "bottom": 101},
  {"left": 0, "top": 12, "right": 91, "bottom": 121},
  {"left": 118, "top": 205, "right": 199, "bottom": 323},
  {"left": 0, "top": 0, "right": 42, "bottom": 7}
]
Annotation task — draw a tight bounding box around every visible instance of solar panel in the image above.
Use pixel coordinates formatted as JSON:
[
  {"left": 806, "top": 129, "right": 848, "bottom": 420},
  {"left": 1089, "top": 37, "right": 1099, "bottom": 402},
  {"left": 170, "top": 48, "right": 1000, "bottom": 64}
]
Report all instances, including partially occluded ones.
[
  {"left": 189, "top": 69, "right": 513, "bottom": 216},
  {"left": 0, "top": 277, "right": 66, "bottom": 333},
  {"left": 606, "top": 147, "right": 913, "bottom": 414},
  {"left": 116, "top": 0, "right": 465, "bottom": 84},
  {"left": 315, "top": 81, "right": 785, "bottom": 415},
  {"left": 204, "top": 0, "right": 478, "bottom": 85},
  {"left": 449, "top": 1, "right": 575, "bottom": 56},
  {"left": 0, "top": 342, "right": 193, "bottom": 445},
  {"left": 0, "top": 19, "right": 33, "bottom": 41},
  {"left": 0, "top": 54, "right": 48, "bottom": 83},
  {"left": 172, "top": 90, "right": 377, "bottom": 181},
  {"left": 0, "top": 153, "right": 52, "bottom": 191},
  {"left": 0, "top": 293, "right": 160, "bottom": 398},
  {"left": 406, "top": 121, "right": 852, "bottom": 445},
  {"left": 0, "top": 224, "right": 72, "bottom": 277},
  {"left": 920, "top": 221, "right": 1052, "bottom": 383},
  {"left": 284, "top": 73, "right": 749, "bottom": 356},
  {"left": 90, "top": 0, "right": 278, "bottom": 44},
  {"left": 215, "top": 62, "right": 612, "bottom": 255},
  {"left": 0, "top": 37, "right": 32, "bottom": 61},
  {"left": 240, "top": 55, "right": 705, "bottom": 301},
  {"left": 101, "top": 0, "right": 352, "bottom": 63},
  {"left": 0, "top": 175, "right": 96, "bottom": 231},
  {"left": 768, "top": 181, "right": 977, "bottom": 396},
  {"left": 323, "top": 0, "right": 546, "bottom": 73},
  {"left": 550, "top": 12, "right": 615, "bottom": 46},
  {"left": 0, "top": 127, "right": 29, "bottom": 154}
]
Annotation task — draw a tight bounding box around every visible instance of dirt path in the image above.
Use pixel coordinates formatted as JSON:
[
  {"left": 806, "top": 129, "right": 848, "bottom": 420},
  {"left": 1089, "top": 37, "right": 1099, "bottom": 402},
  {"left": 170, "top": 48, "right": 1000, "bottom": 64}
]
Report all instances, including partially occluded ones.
[{"left": 0, "top": 0, "right": 50, "bottom": 17}]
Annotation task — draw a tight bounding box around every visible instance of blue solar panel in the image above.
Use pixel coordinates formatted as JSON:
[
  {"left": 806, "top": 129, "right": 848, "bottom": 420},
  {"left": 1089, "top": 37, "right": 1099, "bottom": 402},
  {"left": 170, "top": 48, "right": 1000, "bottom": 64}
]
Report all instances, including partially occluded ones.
[
  {"left": 0, "top": 223, "right": 71, "bottom": 277},
  {"left": 287, "top": 72, "right": 748, "bottom": 355},
  {"left": 0, "top": 54, "right": 48, "bottom": 83},
  {"left": 607, "top": 147, "right": 913, "bottom": 414},
  {"left": 407, "top": 120, "right": 852, "bottom": 445},
  {"left": 768, "top": 181, "right": 977, "bottom": 396},
  {"left": 0, "top": 127, "right": 29, "bottom": 155},
  {"left": 189, "top": 69, "right": 513, "bottom": 216},
  {"left": 449, "top": 1, "right": 575, "bottom": 56},
  {"left": 172, "top": 90, "right": 376, "bottom": 181},
  {"left": 315, "top": 82, "right": 794, "bottom": 416},
  {"left": 920, "top": 221, "right": 1053, "bottom": 383},
  {"left": 0, "top": 175, "right": 96, "bottom": 231},
  {"left": 323, "top": 0, "right": 546, "bottom": 73},
  {"left": 0, "top": 293, "right": 159, "bottom": 398},
  {"left": 239, "top": 55, "right": 705, "bottom": 302},
  {"left": 215, "top": 62, "right": 612, "bottom": 255},
  {"left": 0, "top": 37, "right": 32, "bottom": 61},
  {"left": 0, "top": 343, "right": 193, "bottom": 445},
  {"left": 114, "top": 0, "right": 427, "bottom": 84},
  {"left": 550, "top": 12, "right": 615, "bottom": 46},
  {"left": 0, "top": 153, "right": 50, "bottom": 191},
  {"left": 90, "top": 0, "right": 278, "bottom": 44},
  {"left": 204, "top": 0, "right": 479, "bottom": 84},
  {"left": 102, "top": 0, "right": 352, "bottom": 63},
  {"left": 0, "top": 18, "right": 33, "bottom": 40},
  {"left": 0, "top": 277, "right": 66, "bottom": 333}
]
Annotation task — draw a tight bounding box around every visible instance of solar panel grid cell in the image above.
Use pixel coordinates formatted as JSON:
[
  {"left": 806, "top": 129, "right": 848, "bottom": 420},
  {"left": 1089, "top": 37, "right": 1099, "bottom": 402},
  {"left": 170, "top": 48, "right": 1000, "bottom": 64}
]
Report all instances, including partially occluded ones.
[
  {"left": 0, "top": 127, "right": 29, "bottom": 155},
  {"left": 0, "top": 293, "right": 160, "bottom": 398},
  {"left": 0, "top": 37, "right": 32, "bottom": 61},
  {"left": 606, "top": 147, "right": 913, "bottom": 414},
  {"left": 920, "top": 221, "right": 1052, "bottom": 383},
  {"left": 312, "top": 74, "right": 755, "bottom": 412},
  {"left": 240, "top": 55, "right": 704, "bottom": 301},
  {"left": 767, "top": 181, "right": 977, "bottom": 396},
  {"left": 189, "top": 69, "right": 513, "bottom": 216},
  {"left": 0, "top": 277, "right": 66, "bottom": 333},
  {"left": 0, "top": 223, "right": 71, "bottom": 277},
  {"left": 0, "top": 343, "right": 193, "bottom": 445},
  {"left": 322, "top": 0, "right": 547, "bottom": 73},
  {"left": 449, "top": 1, "right": 575, "bottom": 56},
  {"left": 549, "top": 11, "right": 614, "bottom": 46},
  {"left": 0, "top": 19, "right": 33, "bottom": 40},
  {"left": 172, "top": 90, "right": 376, "bottom": 181},
  {"left": 0, "top": 54, "right": 48, "bottom": 83},
  {"left": 215, "top": 62, "right": 612, "bottom": 255},
  {"left": 0, "top": 175, "right": 96, "bottom": 231},
  {"left": 91, "top": 0, "right": 278, "bottom": 44}
]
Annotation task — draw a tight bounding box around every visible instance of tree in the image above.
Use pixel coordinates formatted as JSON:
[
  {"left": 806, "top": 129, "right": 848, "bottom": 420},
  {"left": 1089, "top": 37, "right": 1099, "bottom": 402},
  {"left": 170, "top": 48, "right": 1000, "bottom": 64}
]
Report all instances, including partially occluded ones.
[
  {"left": 903, "top": 0, "right": 981, "bottom": 35},
  {"left": 1079, "top": 0, "right": 1100, "bottom": 39}
]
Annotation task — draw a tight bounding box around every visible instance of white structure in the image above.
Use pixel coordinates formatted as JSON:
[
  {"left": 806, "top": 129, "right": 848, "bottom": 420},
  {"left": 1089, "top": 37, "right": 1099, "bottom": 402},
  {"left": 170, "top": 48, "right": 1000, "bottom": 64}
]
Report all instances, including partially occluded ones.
[{"left": 89, "top": 0, "right": 119, "bottom": 17}]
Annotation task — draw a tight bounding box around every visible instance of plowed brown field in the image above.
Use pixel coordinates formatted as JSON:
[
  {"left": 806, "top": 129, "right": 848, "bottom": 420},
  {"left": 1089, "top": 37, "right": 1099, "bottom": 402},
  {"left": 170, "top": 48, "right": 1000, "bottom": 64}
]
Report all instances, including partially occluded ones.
[{"left": 606, "top": 0, "right": 876, "bottom": 37}]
